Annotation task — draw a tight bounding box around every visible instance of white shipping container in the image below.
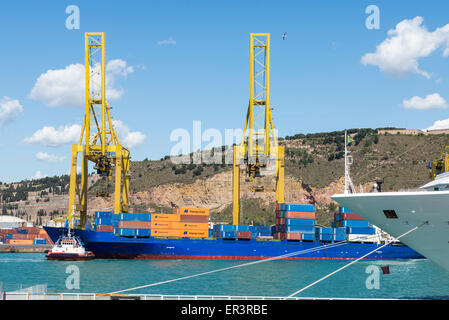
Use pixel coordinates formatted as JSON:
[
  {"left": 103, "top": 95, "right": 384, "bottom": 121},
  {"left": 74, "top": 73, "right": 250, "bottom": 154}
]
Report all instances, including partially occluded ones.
[{"left": 347, "top": 234, "right": 379, "bottom": 243}]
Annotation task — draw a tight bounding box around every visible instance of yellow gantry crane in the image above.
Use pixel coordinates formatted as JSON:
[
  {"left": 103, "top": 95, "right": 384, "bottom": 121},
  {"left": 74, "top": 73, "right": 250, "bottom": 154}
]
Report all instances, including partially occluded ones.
[
  {"left": 430, "top": 137, "right": 449, "bottom": 180},
  {"left": 67, "top": 32, "right": 130, "bottom": 228},
  {"left": 232, "top": 33, "right": 285, "bottom": 225}
]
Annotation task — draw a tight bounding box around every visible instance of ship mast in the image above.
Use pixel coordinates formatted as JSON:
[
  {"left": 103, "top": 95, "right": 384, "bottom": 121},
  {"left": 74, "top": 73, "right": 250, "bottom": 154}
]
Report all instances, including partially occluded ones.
[{"left": 344, "top": 130, "right": 355, "bottom": 194}]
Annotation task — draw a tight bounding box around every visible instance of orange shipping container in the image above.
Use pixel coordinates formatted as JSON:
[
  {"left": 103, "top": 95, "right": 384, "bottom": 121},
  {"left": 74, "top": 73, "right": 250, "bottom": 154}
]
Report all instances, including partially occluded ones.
[
  {"left": 174, "top": 208, "right": 209, "bottom": 216},
  {"left": 151, "top": 214, "right": 181, "bottom": 222},
  {"left": 7, "top": 239, "right": 34, "bottom": 245},
  {"left": 151, "top": 221, "right": 208, "bottom": 230},
  {"left": 118, "top": 221, "right": 151, "bottom": 229},
  {"left": 151, "top": 229, "right": 208, "bottom": 238}
]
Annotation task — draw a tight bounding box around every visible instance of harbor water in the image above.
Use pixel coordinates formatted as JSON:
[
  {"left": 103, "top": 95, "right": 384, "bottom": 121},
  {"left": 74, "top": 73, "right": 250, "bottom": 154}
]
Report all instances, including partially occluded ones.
[{"left": 1, "top": 253, "right": 449, "bottom": 299}]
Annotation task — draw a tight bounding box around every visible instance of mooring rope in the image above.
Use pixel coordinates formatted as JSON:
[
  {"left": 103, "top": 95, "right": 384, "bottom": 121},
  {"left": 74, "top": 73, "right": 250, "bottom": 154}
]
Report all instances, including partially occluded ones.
[
  {"left": 284, "top": 222, "right": 427, "bottom": 299},
  {"left": 107, "top": 240, "right": 350, "bottom": 295}
]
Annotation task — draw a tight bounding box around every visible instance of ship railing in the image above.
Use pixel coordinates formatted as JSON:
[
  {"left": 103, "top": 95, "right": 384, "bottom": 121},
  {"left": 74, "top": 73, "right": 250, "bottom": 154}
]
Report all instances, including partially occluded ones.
[{"left": 2, "top": 292, "right": 396, "bottom": 300}]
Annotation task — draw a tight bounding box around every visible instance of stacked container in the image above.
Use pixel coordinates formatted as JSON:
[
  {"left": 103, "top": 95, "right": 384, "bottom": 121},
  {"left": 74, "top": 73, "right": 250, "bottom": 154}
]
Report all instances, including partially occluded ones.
[
  {"left": 274, "top": 203, "right": 316, "bottom": 241},
  {"left": 332, "top": 207, "right": 377, "bottom": 242},
  {"left": 151, "top": 208, "right": 209, "bottom": 238},
  {"left": 213, "top": 224, "right": 252, "bottom": 240},
  {"left": 117, "top": 213, "right": 151, "bottom": 237},
  {"left": 315, "top": 227, "right": 347, "bottom": 242}
]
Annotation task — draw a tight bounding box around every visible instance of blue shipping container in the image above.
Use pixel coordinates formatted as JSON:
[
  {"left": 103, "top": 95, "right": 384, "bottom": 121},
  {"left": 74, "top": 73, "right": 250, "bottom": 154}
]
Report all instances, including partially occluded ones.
[
  {"left": 119, "top": 228, "right": 137, "bottom": 236},
  {"left": 34, "top": 239, "right": 47, "bottom": 245},
  {"left": 136, "top": 229, "right": 151, "bottom": 237},
  {"left": 301, "top": 233, "right": 316, "bottom": 241},
  {"left": 279, "top": 204, "right": 315, "bottom": 212},
  {"left": 95, "top": 211, "right": 113, "bottom": 219},
  {"left": 285, "top": 218, "right": 315, "bottom": 226},
  {"left": 347, "top": 227, "right": 376, "bottom": 235},
  {"left": 338, "top": 207, "right": 353, "bottom": 214},
  {"left": 220, "top": 231, "right": 237, "bottom": 239},
  {"left": 119, "top": 213, "right": 151, "bottom": 221},
  {"left": 333, "top": 227, "right": 347, "bottom": 235},
  {"left": 285, "top": 225, "right": 315, "bottom": 233},
  {"left": 332, "top": 234, "right": 347, "bottom": 241},
  {"left": 318, "top": 234, "right": 333, "bottom": 241},
  {"left": 340, "top": 220, "right": 371, "bottom": 228},
  {"left": 316, "top": 227, "right": 333, "bottom": 234}
]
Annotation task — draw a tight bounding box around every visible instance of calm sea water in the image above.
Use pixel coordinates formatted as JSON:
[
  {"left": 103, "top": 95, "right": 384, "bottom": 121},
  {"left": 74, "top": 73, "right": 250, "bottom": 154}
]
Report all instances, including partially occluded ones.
[{"left": 1, "top": 253, "right": 449, "bottom": 299}]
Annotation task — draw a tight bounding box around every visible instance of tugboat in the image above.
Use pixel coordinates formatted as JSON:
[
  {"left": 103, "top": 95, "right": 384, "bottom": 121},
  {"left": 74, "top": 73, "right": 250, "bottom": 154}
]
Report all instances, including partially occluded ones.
[{"left": 46, "top": 229, "right": 95, "bottom": 261}]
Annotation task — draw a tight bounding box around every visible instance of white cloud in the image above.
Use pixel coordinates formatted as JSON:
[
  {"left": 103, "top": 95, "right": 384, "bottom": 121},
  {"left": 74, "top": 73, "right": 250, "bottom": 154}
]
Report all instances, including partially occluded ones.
[
  {"left": 0, "top": 97, "right": 23, "bottom": 128},
  {"left": 156, "top": 37, "right": 176, "bottom": 46},
  {"left": 29, "top": 59, "right": 134, "bottom": 107},
  {"left": 112, "top": 120, "right": 147, "bottom": 148},
  {"left": 36, "top": 152, "right": 65, "bottom": 163},
  {"left": 24, "top": 124, "right": 81, "bottom": 147},
  {"left": 402, "top": 93, "right": 448, "bottom": 110},
  {"left": 361, "top": 16, "right": 449, "bottom": 78},
  {"left": 425, "top": 118, "right": 449, "bottom": 131},
  {"left": 31, "top": 171, "right": 48, "bottom": 180}
]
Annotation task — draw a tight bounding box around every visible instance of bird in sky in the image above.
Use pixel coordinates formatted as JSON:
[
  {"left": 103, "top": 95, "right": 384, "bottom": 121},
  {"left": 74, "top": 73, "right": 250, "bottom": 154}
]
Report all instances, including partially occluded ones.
[{"left": 282, "top": 32, "right": 287, "bottom": 40}]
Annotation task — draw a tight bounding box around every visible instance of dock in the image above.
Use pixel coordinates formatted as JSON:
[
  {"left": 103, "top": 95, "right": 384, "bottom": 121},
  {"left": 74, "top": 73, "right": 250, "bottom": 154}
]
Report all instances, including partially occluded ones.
[{"left": 0, "top": 244, "right": 52, "bottom": 253}]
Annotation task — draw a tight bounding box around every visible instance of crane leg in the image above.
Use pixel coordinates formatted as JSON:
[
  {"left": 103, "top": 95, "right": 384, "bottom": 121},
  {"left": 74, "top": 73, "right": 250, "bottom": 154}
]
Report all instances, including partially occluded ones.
[
  {"left": 276, "top": 145, "right": 285, "bottom": 204},
  {"left": 232, "top": 145, "right": 240, "bottom": 225}
]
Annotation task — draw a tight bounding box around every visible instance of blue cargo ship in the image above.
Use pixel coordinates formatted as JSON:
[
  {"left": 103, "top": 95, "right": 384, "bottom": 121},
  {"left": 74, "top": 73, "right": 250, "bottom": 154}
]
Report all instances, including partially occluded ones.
[
  {"left": 43, "top": 226, "right": 423, "bottom": 260},
  {"left": 43, "top": 205, "right": 423, "bottom": 260}
]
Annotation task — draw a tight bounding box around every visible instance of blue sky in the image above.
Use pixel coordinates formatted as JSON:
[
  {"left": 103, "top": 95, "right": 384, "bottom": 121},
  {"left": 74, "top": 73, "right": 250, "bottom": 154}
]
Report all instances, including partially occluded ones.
[{"left": 1, "top": 0, "right": 449, "bottom": 182}]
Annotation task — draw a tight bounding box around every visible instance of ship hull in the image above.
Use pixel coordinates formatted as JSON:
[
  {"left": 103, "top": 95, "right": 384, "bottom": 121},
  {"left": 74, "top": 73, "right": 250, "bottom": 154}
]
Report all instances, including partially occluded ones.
[
  {"left": 44, "top": 227, "right": 422, "bottom": 260},
  {"left": 332, "top": 191, "right": 449, "bottom": 271}
]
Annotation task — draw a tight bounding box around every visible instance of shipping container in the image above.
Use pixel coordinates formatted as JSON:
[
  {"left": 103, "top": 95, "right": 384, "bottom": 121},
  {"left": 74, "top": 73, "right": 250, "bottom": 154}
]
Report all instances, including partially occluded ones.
[
  {"left": 136, "top": 229, "right": 151, "bottom": 237},
  {"left": 237, "top": 231, "right": 251, "bottom": 240},
  {"left": 285, "top": 218, "right": 315, "bottom": 226},
  {"left": 95, "top": 211, "right": 113, "bottom": 219},
  {"left": 151, "top": 221, "right": 208, "bottom": 230},
  {"left": 316, "top": 227, "right": 333, "bottom": 235},
  {"left": 340, "top": 220, "right": 371, "bottom": 228},
  {"left": 318, "top": 234, "right": 333, "bottom": 241},
  {"left": 278, "top": 204, "right": 316, "bottom": 212},
  {"left": 333, "top": 227, "right": 347, "bottom": 235},
  {"left": 285, "top": 232, "right": 302, "bottom": 241},
  {"left": 347, "top": 234, "right": 378, "bottom": 242},
  {"left": 332, "top": 234, "right": 347, "bottom": 241},
  {"left": 180, "top": 215, "right": 209, "bottom": 223},
  {"left": 283, "top": 211, "right": 316, "bottom": 219},
  {"left": 6, "top": 239, "right": 34, "bottom": 245},
  {"left": 339, "top": 213, "right": 365, "bottom": 221},
  {"left": 119, "top": 213, "right": 151, "bottom": 221},
  {"left": 301, "top": 233, "right": 316, "bottom": 241},
  {"left": 347, "top": 227, "right": 376, "bottom": 235},
  {"left": 119, "top": 220, "right": 151, "bottom": 229},
  {"left": 284, "top": 225, "right": 315, "bottom": 233},
  {"left": 96, "top": 225, "right": 114, "bottom": 232},
  {"left": 34, "top": 238, "right": 47, "bottom": 245},
  {"left": 151, "top": 214, "right": 181, "bottom": 222},
  {"left": 338, "top": 206, "right": 353, "bottom": 214},
  {"left": 174, "top": 208, "right": 209, "bottom": 216},
  {"left": 118, "top": 228, "right": 137, "bottom": 236}
]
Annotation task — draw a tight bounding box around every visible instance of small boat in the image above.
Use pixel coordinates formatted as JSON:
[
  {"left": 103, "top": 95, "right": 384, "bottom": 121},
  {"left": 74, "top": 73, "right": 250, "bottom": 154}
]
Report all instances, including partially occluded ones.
[{"left": 46, "top": 231, "right": 95, "bottom": 261}]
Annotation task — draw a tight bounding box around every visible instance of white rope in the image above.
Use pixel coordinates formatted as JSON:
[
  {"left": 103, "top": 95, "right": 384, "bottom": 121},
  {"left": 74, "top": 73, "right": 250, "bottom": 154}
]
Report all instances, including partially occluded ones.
[
  {"left": 107, "top": 240, "right": 350, "bottom": 295},
  {"left": 284, "top": 223, "right": 425, "bottom": 299}
]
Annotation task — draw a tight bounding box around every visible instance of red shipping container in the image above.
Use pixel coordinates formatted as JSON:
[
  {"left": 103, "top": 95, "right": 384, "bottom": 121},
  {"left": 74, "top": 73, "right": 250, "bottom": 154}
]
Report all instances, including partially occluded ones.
[
  {"left": 237, "top": 231, "right": 251, "bottom": 240},
  {"left": 180, "top": 215, "right": 209, "bottom": 223},
  {"left": 12, "top": 234, "right": 27, "bottom": 240},
  {"left": 118, "top": 221, "right": 151, "bottom": 229},
  {"left": 19, "top": 227, "right": 40, "bottom": 234},
  {"left": 341, "top": 213, "right": 365, "bottom": 221},
  {"left": 285, "top": 232, "right": 302, "bottom": 241},
  {"left": 284, "top": 211, "right": 316, "bottom": 219},
  {"left": 97, "top": 225, "right": 114, "bottom": 232}
]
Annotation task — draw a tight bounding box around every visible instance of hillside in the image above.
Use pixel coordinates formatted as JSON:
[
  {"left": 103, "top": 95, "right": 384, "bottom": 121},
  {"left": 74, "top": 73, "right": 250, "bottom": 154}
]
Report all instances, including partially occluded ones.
[{"left": 0, "top": 129, "right": 446, "bottom": 227}]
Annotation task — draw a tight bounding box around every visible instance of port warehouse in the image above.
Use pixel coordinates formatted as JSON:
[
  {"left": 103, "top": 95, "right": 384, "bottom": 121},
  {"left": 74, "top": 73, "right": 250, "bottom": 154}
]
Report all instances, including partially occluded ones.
[{"left": 93, "top": 204, "right": 378, "bottom": 243}]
